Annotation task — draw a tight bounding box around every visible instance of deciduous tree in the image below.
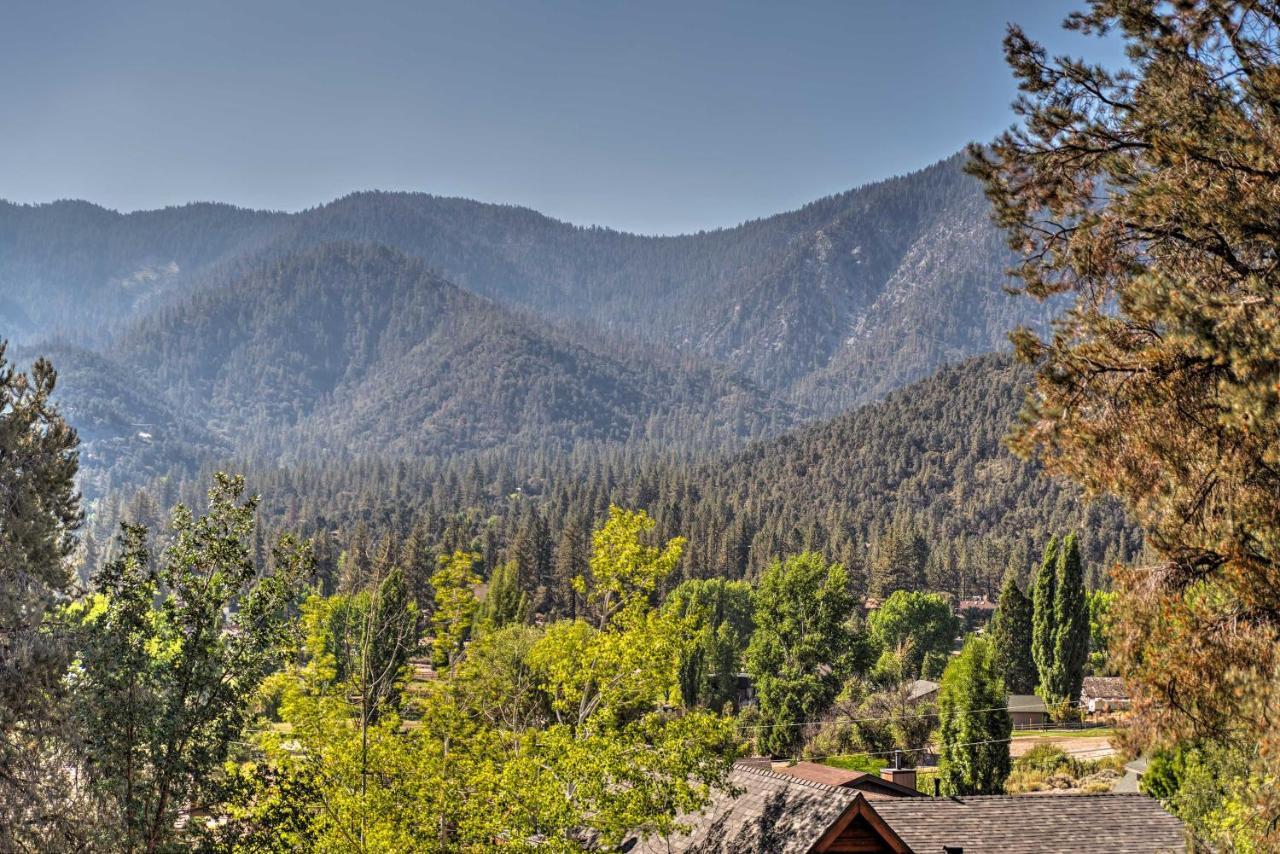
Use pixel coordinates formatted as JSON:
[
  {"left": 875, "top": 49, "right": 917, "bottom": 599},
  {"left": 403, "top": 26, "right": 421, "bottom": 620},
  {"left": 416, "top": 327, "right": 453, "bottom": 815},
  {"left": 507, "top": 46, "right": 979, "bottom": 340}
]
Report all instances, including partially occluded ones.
[{"left": 746, "top": 552, "right": 863, "bottom": 757}]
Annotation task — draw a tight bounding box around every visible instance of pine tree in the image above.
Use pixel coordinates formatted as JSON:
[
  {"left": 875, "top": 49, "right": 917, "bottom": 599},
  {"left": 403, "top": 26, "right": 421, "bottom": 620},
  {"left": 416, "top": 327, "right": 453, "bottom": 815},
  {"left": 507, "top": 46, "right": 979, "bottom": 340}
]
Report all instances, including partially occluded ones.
[
  {"left": 511, "top": 510, "right": 551, "bottom": 613},
  {"left": 481, "top": 560, "right": 526, "bottom": 629},
  {"left": 337, "top": 522, "right": 372, "bottom": 593},
  {"left": 400, "top": 520, "right": 435, "bottom": 624},
  {"left": 971, "top": 1, "right": 1280, "bottom": 837},
  {"left": 989, "top": 571, "right": 1036, "bottom": 694},
  {"left": 938, "top": 635, "right": 1011, "bottom": 795},
  {"left": 1030, "top": 536, "right": 1058, "bottom": 699},
  {"left": 550, "top": 518, "right": 588, "bottom": 619},
  {"left": 0, "top": 348, "right": 82, "bottom": 850},
  {"left": 870, "top": 525, "right": 928, "bottom": 597}
]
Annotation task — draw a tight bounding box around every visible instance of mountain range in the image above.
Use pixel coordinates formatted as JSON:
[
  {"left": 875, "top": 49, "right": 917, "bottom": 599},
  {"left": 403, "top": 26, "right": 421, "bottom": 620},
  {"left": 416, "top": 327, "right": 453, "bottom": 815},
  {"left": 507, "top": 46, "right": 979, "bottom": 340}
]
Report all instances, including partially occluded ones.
[{"left": 2, "top": 152, "right": 1059, "bottom": 494}]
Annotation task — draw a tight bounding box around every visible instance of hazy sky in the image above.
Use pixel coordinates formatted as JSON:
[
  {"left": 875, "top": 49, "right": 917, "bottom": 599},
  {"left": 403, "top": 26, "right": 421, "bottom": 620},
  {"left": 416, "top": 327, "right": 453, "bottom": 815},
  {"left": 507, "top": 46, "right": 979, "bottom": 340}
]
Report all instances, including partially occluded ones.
[{"left": 1, "top": 1, "right": 1125, "bottom": 234}]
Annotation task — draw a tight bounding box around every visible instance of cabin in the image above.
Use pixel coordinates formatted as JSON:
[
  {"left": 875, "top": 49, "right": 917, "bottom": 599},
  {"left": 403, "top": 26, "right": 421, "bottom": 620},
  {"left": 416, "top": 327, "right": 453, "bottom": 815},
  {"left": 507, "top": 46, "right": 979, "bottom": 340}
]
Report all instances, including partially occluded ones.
[
  {"left": 1007, "top": 694, "right": 1049, "bottom": 728},
  {"left": 1081, "top": 676, "right": 1131, "bottom": 715},
  {"left": 623, "top": 760, "right": 1188, "bottom": 853}
]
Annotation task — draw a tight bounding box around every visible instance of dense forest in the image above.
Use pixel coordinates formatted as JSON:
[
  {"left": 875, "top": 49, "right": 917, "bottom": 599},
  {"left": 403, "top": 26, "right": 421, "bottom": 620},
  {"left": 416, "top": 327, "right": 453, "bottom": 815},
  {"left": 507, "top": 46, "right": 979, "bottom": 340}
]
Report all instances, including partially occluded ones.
[
  {"left": 87, "top": 354, "right": 1140, "bottom": 607},
  {"left": 4, "top": 154, "right": 1058, "bottom": 436}
]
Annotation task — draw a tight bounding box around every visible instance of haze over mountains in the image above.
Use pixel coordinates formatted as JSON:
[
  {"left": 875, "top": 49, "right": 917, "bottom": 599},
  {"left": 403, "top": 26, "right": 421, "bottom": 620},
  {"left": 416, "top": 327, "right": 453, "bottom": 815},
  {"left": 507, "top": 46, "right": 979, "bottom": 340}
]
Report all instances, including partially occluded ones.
[{"left": 2, "top": 152, "right": 1060, "bottom": 494}]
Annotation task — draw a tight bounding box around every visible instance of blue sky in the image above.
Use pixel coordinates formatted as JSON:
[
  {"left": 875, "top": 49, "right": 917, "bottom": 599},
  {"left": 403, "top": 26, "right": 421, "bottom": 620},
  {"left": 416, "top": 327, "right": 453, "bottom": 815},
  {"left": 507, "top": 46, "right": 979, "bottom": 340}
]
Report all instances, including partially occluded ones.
[{"left": 1, "top": 1, "right": 1125, "bottom": 234}]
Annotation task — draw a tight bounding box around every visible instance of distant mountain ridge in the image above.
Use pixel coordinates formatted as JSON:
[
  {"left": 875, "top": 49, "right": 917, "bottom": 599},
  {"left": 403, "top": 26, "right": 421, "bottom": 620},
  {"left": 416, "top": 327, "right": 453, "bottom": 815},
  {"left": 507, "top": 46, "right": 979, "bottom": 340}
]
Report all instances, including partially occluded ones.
[
  {"left": 2, "top": 151, "right": 1058, "bottom": 489},
  {"left": 53, "top": 243, "right": 796, "bottom": 490},
  {"left": 2, "top": 153, "right": 1045, "bottom": 405}
]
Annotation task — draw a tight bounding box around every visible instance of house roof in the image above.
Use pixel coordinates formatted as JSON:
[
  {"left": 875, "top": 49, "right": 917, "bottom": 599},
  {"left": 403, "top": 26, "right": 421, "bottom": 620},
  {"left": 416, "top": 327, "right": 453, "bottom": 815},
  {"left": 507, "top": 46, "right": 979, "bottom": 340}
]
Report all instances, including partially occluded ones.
[
  {"left": 1008, "top": 693, "right": 1048, "bottom": 714},
  {"left": 873, "top": 793, "right": 1187, "bottom": 853},
  {"left": 770, "top": 761, "right": 924, "bottom": 798},
  {"left": 908, "top": 679, "right": 939, "bottom": 701},
  {"left": 625, "top": 761, "right": 1187, "bottom": 853},
  {"left": 624, "top": 762, "right": 862, "bottom": 853},
  {"left": 1082, "top": 676, "right": 1129, "bottom": 700}
]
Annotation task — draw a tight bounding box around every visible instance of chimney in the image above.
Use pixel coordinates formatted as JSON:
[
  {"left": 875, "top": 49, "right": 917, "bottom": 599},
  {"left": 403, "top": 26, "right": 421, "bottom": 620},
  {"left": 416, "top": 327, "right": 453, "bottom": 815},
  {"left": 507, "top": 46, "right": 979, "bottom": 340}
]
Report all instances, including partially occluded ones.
[{"left": 880, "top": 750, "right": 917, "bottom": 791}]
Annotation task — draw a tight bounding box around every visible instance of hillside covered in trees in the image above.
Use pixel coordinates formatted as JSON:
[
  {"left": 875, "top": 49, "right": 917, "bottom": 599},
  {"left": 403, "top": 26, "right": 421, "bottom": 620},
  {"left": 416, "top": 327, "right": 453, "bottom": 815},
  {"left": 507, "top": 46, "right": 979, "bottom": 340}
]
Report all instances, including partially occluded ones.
[
  {"left": 5, "top": 154, "right": 1056, "bottom": 452},
  {"left": 89, "top": 354, "right": 1139, "bottom": 605}
]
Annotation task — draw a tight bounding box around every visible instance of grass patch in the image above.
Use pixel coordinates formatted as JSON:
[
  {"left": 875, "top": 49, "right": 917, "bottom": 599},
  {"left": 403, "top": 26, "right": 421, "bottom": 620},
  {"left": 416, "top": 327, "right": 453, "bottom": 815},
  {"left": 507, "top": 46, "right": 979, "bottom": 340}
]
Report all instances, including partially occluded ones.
[
  {"left": 1012, "top": 726, "right": 1116, "bottom": 739},
  {"left": 821, "top": 753, "right": 883, "bottom": 774}
]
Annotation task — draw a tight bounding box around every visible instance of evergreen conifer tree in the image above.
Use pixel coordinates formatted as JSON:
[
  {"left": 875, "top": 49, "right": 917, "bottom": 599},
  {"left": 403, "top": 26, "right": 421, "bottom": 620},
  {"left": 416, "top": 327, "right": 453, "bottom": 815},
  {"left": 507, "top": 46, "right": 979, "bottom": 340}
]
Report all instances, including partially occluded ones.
[
  {"left": 989, "top": 572, "right": 1036, "bottom": 694},
  {"left": 1048, "top": 534, "right": 1088, "bottom": 707},
  {"left": 481, "top": 560, "right": 526, "bottom": 629},
  {"left": 938, "top": 635, "right": 1012, "bottom": 795},
  {"left": 1030, "top": 536, "right": 1059, "bottom": 698}
]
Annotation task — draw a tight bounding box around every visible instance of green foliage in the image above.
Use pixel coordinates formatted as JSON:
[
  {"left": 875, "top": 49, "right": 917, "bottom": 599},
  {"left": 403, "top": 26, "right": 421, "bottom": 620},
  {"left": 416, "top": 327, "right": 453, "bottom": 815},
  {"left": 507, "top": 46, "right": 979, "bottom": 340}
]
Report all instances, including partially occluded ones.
[
  {"left": 1031, "top": 534, "right": 1088, "bottom": 710},
  {"left": 480, "top": 560, "right": 526, "bottom": 629},
  {"left": 989, "top": 572, "right": 1036, "bottom": 694},
  {"left": 1142, "top": 742, "right": 1272, "bottom": 851},
  {"left": 228, "top": 506, "right": 738, "bottom": 851},
  {"left": 661, "top": 578, "right": 755, "bottom": 710},
  {"left": 0, "top": 344, "right": 82, "bottom": 850},
  {"left": 1086, "top": 590, "right": 1115, "bottom": 676},
  {"left": 1049, "top": 534, "right": 1088, "bottom": 705},
  {"left": 71, "top": 474, "right": 308, "bottom": 852},
  {"left": 867, "top": 590, "right": 960, "bottom": 681},
  {"left": 807, "top": 679, "right": 936, "bottom": 766},
  {"left": 972, "top": 0, "right": 1280, "bottom": 835},
  {"left": 869, "top": 524, "right": 927, "bottom": 597},
  {"left": 1030, "top": 536, "right": 1058, "bottom": 698},
  {"left": 745, "top": 552, "right": 864, "bottom": 757},
  {"left": 937, "top": 635, "right": 1011, "bottom": 796},
  {"left": 429, "top": 551, "right": 481, "bottom": 670}
]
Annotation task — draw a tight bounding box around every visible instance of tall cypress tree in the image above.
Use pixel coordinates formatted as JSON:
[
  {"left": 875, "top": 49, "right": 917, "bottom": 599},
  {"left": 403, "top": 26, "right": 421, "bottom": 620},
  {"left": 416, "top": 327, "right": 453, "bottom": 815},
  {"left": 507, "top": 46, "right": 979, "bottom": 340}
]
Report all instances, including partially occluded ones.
[
  {"left": 1030, "top": 536, "right": 1059, "bottom": 698},
  {"left": 938, "top": 635, "right": 1012, "bottom": 795},
  {"left": 989, "top": 572, "right": 1036, "bottom": 694},
  {"left": 1049, "top": 534, "right": 1088, "bottom": 706}
]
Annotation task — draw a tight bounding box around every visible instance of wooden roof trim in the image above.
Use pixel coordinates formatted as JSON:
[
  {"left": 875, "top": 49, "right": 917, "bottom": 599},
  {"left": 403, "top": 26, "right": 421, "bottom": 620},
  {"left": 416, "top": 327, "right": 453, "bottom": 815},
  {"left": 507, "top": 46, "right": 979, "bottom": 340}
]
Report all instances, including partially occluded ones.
[{"left": 809, "top": 793, "right": 913, "bottom": 854}]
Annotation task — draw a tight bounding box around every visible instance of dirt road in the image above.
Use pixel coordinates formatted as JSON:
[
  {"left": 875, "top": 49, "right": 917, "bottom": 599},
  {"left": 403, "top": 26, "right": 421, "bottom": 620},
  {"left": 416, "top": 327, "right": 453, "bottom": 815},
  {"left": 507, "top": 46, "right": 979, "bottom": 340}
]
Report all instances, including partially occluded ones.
[{"left": 1010, "top": 734, "right": 1117, "bottom": 759}]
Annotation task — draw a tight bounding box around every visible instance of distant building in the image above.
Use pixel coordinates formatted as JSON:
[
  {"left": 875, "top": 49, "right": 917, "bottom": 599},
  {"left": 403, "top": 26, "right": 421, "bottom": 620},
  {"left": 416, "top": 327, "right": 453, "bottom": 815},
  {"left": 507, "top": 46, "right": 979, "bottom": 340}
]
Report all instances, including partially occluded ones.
[
  {"left": 770, "top": 761, "right": 924, "bottom": 799},
  {"left": 1082, "top": 676, "right": 1131, "bottom": 714},
  {"left": 1008, "top": 694, "right": 1049, "bottom": 728},
  {"left": 957, "top": 594, "right": 997, "bottom": 613},
  {"left": 907, "top": 679, "right": 939, "bottom": 704},
  {"left": 623, "top": 760, "right": 1188, "bottom": 852}
]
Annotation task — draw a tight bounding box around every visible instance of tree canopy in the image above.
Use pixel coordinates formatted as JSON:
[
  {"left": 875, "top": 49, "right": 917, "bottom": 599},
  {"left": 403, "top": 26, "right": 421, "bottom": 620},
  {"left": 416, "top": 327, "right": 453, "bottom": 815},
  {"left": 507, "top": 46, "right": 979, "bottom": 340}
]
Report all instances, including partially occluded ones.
[{"left": 971, "top": 0, "right": 1280, "bottom": 841}]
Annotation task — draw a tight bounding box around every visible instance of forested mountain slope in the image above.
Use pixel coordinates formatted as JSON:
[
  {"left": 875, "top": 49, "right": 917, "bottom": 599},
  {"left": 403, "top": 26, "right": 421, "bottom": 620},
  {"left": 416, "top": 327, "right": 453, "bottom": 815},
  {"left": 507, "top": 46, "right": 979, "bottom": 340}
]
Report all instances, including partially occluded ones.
[
  {"left": 100, "top": 354, "right": 1137, "bottom": 599},
  {"left": 4, "top": 153, "right": 1049, "bottom": 417},
  {"left": 0, "top": 200, "right": 284, "bottom": 344},
  {"left": 102, "top": 243, "right": 795, "bottom": 462}
]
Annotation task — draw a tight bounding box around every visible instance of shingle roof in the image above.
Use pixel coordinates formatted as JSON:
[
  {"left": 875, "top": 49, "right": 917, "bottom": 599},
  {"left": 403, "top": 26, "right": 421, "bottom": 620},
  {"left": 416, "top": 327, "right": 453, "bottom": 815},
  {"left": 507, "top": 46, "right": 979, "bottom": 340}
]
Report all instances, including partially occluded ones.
[
  {"left": 1008, "top": 693, "right": 1048, "bottom": 713},
  {"left": 872, "top": 792, "right": 1187, "bottom": 853},
  {"left": 626, "top": 761, "right": 1189, "bottom": 853},
  {"left": 1082, "top": 676, "right": 1129, "bottom": 700},
  {"left": 908, "top": 679, "right": 939, "bottom": 701},
  {"left": 624, "top": 762, "right": 859, "bottom": 853},
  {"left": 770, "top": 761, "right": 924, "bottom": 798}
]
